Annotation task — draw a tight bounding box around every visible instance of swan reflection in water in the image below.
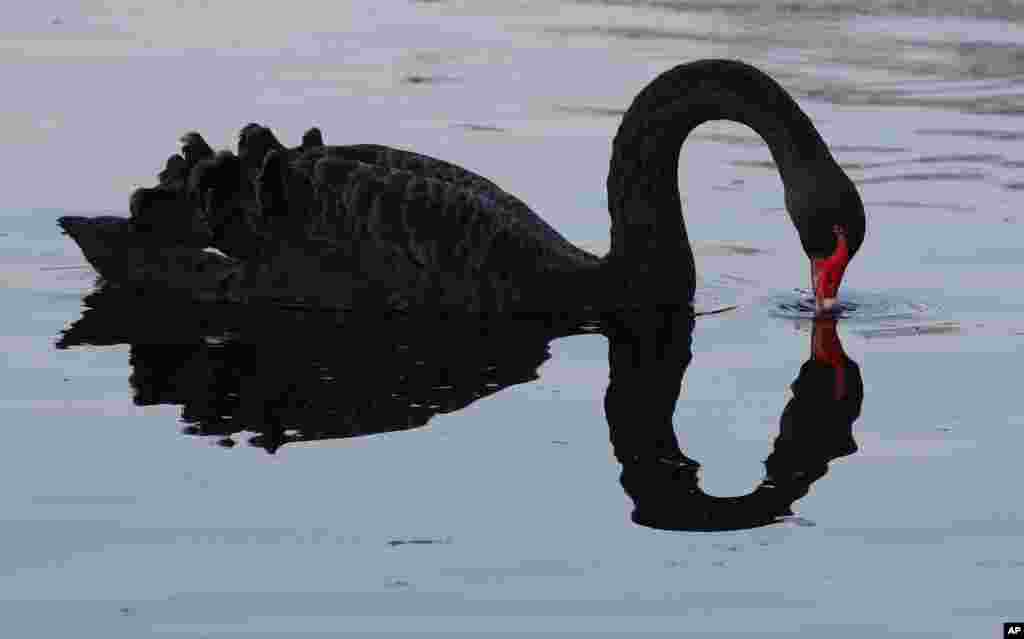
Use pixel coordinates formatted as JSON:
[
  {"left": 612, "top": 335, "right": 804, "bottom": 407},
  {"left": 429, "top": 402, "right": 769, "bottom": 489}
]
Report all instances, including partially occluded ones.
[
  {"left": 59, "top": 289, "right": 861, "bottom": 531},
  {"left": 57, "top": 287, "right": 591, "bottom": 452},
  {"left": 606, "top": 308, "right": 863, "bottom": 531}
]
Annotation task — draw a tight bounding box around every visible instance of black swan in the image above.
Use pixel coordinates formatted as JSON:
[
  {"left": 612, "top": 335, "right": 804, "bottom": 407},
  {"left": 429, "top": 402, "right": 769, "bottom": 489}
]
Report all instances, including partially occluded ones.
[{"left": 59, "top": 59, "right": 865, "bottom": 314}]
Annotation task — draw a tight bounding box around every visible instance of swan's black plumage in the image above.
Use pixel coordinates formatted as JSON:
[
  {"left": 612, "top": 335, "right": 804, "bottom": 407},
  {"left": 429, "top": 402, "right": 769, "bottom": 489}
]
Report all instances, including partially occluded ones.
[
  {"left": 301, "top": 127, "right": 324, "bottom": 151},
  {"left": 60, "top": 59, "right": 865, "bottom": 314},
  {"left": 127, "top": 143, "right": 209, "bottom": 246},
  {"left": 156, "top": 154, "right": 188, "bottom": 188},
  {"left": 179, "top": 131, "right": 214, "bottom": 170},
  {"left": 239, "top": 123, "right": 285, "bottom": 177}
]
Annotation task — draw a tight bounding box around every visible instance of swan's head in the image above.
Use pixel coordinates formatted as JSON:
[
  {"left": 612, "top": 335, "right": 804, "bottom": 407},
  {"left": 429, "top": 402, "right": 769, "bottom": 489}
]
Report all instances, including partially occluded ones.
[
  {"left": 812, "top": 225, "right": 850, "bottom": 314},
  {"left": 795, "top": 175, "right": 865, "bottom": 315}
]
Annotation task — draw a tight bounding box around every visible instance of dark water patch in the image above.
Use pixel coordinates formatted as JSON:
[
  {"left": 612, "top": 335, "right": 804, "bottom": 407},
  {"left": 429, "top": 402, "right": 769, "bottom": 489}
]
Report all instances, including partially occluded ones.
[
  {"left": 867, "top": 200, "right": 976, "bottom": 213},
  {"left": 837, "top": 161, "right": 892, "bottom": 171},
  {"left": 37, "top": 264, "right": 91, "bottom": 271},
  {"left": 691, "top": 132, "right": 764, "bottom": 147},
  {"left": 778, "top": 515, "right": 816, "bottom": 527},
  {"left": 1004, "top": 181, "right": 1024, "bottom": 190},
  {"left": 859, "top": 76, "right": 1022, "bottom": 95},
  {"left": 555, "top": 105, "right": 625, "bottom": 118},
  {"left": 833, "top": 144, "right": 910, "bottom": 154},
  {"left": 731, "top": 160, "right": 776, "bottom": 170},
  {"left": 855, "top": 321, "right": 961, "bottom": 339},
  {"left": 925, "top": 97, "right": 1024, "bottom": 115},
  {"left": 798, "top": 83, "right": 1024, "bottom": 114},
  {"left": 452, "top": 123, "right": 506, "bottom": 132},
  {"left": 733, "top": 159, "right": 890, "bottom": 171},
  {"left": 572, "top": 0, "right": 760, "bottom": 17},
  {"left": 403, "top": 74, "right": 459, "bottom": 85},
  {"left": 545, "top": 10, "right": 1024, "bottom": 81},
  {"left": 704, "top": 153, "right": 1004, "bottom": 179},
  {"left": 916, "top": 128, "right": 1024, "bottom": 141},
  {"left": 916, "top": 153, "right": 1004, "bottom": 164},
  {"left": 768, "top": 289, "right": 934, "bottom": 323},
  {"left": 388, "top": 536, "right": 453, "bottom": 547},
  {"left": 694, "top": 241, "right": 772, "bottom": 256},
  {"left": 855, "top": 170, "right": 987, "bottom": 185},
  {"left": 547, "top": 24, "right": 700, "bottom": 43}
]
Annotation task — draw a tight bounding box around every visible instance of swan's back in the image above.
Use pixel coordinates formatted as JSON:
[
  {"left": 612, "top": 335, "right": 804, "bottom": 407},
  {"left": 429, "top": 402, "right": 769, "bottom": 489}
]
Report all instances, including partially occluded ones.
[
  {"left": 240, "top": 144, "right": 603, "bottom": 312},
  {"left": 293, "top": 144, "right": 598, "bottom": 265},
  {"left": 74, "top": 126, "right": 606, "bottom": 312}
]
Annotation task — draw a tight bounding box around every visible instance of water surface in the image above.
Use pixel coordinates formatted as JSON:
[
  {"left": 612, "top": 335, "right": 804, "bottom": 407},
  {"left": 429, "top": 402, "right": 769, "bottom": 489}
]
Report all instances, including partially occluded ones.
[{"left": 2, "top": 1, "right": 1024, "bottom": 637}]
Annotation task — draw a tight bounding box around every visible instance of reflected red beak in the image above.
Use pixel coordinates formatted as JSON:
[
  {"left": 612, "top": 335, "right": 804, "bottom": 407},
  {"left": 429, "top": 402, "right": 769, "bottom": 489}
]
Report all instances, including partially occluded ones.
[
  {"left": 811, "top": 318, "right": 848, "bottom": 400},
  {"left": 812, "top": 229, "right": 850, "bottom": 315},
  {"left": 812, "top": 319, "right": 845, "bottom": 365}
]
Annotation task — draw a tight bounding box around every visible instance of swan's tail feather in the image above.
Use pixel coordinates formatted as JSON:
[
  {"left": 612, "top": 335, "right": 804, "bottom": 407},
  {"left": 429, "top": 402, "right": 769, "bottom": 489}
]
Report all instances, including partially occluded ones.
[
  {"left": 57, "top": 215, "right": 242, "bottom": 298},
  {"left": 179, "top": 131, "right": 214, "bottom": 169}
]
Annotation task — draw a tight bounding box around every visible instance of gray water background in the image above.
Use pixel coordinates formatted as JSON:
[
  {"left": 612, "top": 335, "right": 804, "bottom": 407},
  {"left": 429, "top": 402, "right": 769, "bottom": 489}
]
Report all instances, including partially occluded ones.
[{"left": 2, "top": 1, "right": 1024, "bottom": 636}]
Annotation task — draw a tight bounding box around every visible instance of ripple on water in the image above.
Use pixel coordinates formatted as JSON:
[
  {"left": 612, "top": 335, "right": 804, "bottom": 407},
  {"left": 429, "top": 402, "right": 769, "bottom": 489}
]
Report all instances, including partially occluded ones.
[{"left": 767, "top": 289, "right": 935, "bottom": 323}]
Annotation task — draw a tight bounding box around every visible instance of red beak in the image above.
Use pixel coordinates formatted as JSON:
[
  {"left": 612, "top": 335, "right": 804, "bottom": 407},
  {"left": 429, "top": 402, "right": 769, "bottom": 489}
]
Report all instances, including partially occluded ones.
[{"left": 811, "top": 228, "right": 850, "bottom": 315}]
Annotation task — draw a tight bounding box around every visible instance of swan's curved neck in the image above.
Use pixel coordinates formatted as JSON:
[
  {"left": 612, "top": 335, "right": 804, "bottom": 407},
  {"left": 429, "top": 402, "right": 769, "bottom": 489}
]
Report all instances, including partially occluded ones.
[{"left": 606, "top": 60, "right": 836, "bottom": 303}]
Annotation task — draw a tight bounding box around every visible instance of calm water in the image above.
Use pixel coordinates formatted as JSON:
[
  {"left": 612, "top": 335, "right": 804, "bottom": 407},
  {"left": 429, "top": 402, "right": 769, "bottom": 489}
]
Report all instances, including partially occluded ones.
[{"left": 2, "top": 1, "right": 1024, "bottom": 637}]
